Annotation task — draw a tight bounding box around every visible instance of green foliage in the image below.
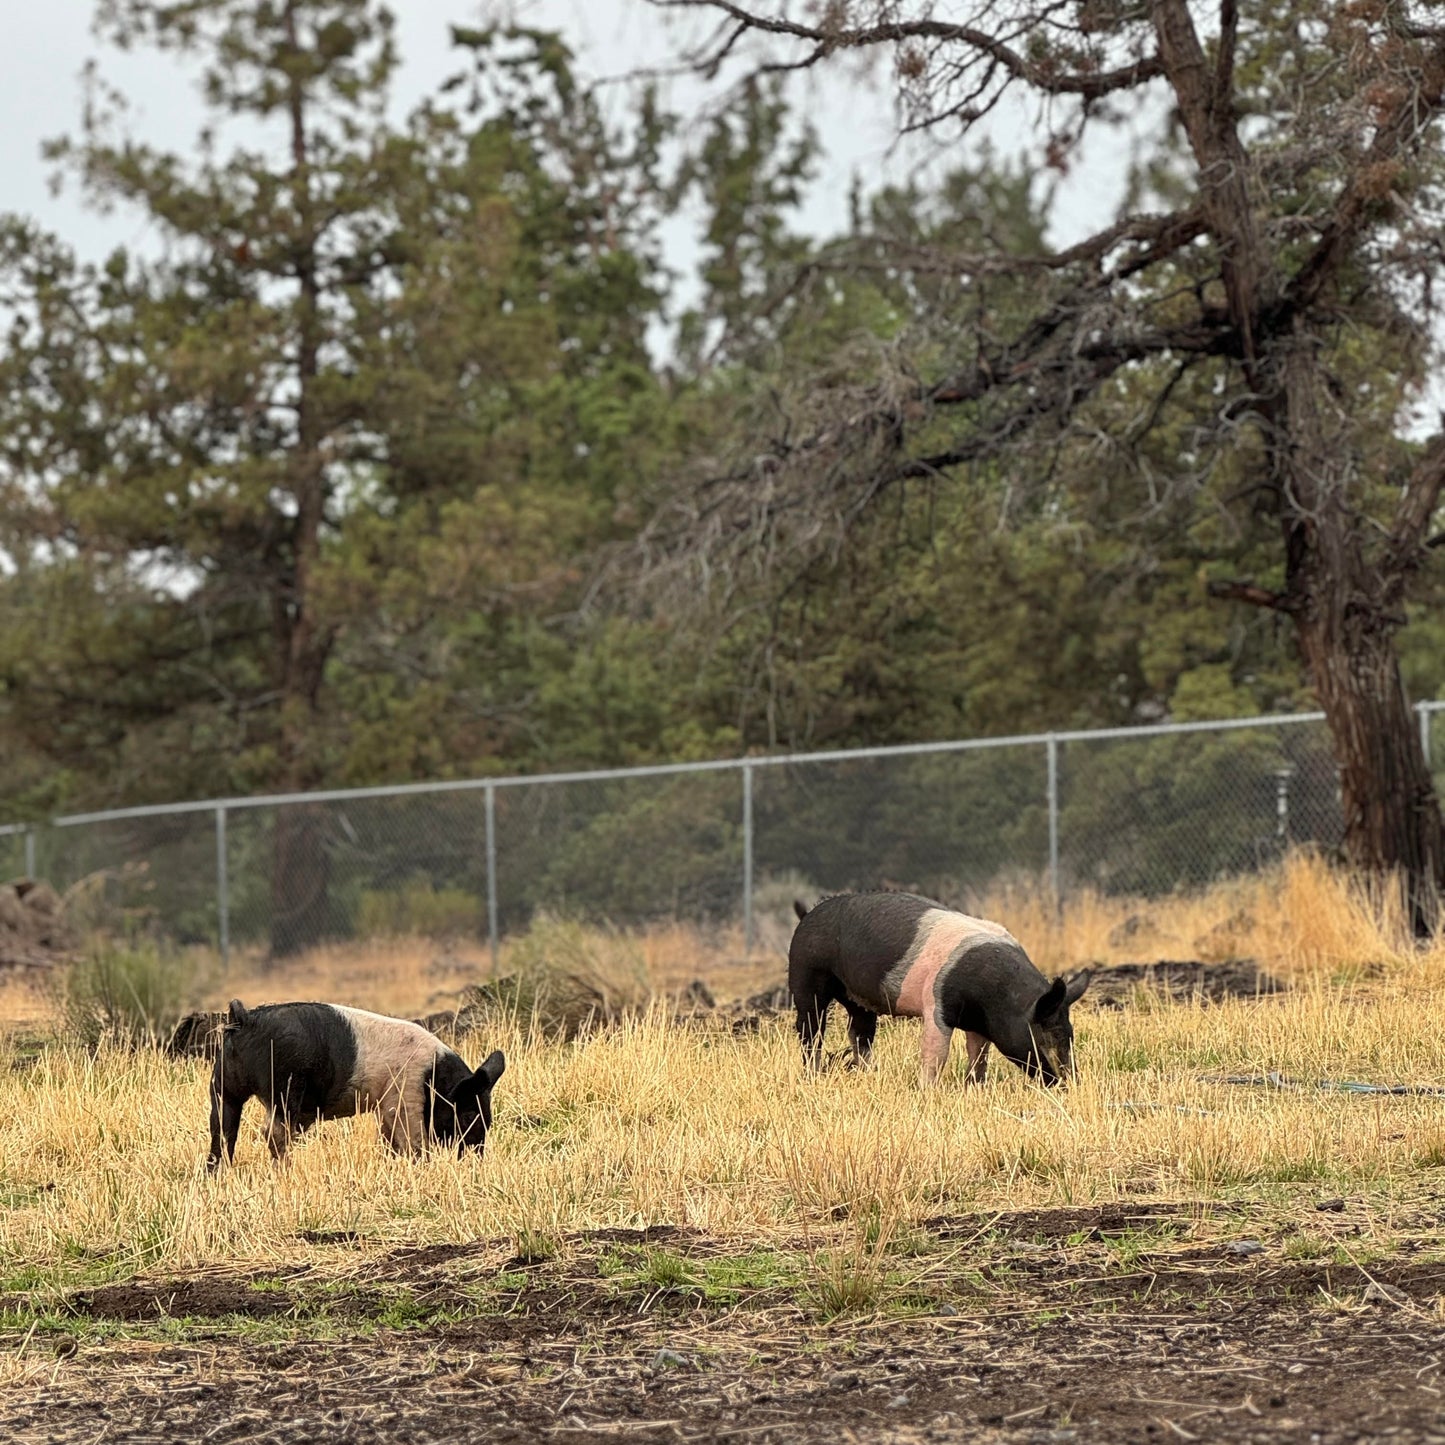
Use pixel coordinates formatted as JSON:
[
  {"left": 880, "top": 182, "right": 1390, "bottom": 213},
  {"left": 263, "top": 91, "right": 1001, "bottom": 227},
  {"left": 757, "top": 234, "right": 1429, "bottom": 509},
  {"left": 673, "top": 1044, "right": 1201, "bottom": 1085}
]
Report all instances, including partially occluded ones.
[
  {"left": 599, "top": 1245, "right": 799, "bottom": 1307},
  {"left": 58, "top": 939, "right": 208, "bottom": 1049},
  {"left": 1059, "top": 728, "right": 1342, "bottom": 893},
  {"left": 525, "top": 773, "right": 743, "bottom": 922},
  {"left": 0, "top": 3, "right": 678, "bottom": 827},
  {"left": 355, "top": 880, "right": 483, "bottom": 939}
]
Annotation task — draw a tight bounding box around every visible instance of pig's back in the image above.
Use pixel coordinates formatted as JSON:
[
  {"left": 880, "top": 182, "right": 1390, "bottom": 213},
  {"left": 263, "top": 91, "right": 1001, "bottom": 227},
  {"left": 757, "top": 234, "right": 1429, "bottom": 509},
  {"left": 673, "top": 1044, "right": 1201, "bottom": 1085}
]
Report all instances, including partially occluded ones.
[
  {"left": 789, "top": 892, "right": 1019, "bottom": 1015},
  {"left": 334, "top": 1005, "right": 451, "bottom": 1108},
  {"left": 789, "top": 892, "right": 937, "bottom": 1003}
]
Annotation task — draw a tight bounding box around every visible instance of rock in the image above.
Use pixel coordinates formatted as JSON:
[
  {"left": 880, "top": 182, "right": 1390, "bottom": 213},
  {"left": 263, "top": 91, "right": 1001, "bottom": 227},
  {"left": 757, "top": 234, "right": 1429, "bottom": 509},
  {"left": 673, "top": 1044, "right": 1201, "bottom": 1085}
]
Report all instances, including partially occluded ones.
[
  {"left": 650, "top": 1348, "right": 689, "bottom": 1372},
  {"left": 1107, "top": 914, "right": 1147, "bottom": 947},
  {"left": 1226, "top": 1239, "right": 1265, "bottom": 1257},
  {"left": 1315, "top": 1198, "right": 1346, "bottom": 1212},
  {"left": 678, "top": 978, "right": 715, "bottom": 1011},
  {"left": 1362, "top": 1280, "right": 1409, "bottom": 1307}
]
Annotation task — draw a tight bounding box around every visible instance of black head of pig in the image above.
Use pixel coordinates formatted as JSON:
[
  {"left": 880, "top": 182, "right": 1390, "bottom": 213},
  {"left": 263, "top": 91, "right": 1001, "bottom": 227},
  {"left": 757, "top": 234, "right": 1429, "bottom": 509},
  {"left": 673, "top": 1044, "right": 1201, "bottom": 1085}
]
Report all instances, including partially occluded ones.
[
  {"left": 1023, "top": 971, "right": 1090, "bottom": 1085},
  {"left": 430, "top": 1049, "right": 506, "bottom": 1153}
]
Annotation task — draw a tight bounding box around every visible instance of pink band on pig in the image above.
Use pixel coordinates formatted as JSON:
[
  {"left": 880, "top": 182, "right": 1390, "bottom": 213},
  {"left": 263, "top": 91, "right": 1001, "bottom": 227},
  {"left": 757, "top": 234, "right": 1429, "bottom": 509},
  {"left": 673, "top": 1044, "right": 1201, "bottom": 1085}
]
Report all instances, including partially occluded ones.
[{"left": 888, "top": 909, "right": 1017, "bottom": 1021}]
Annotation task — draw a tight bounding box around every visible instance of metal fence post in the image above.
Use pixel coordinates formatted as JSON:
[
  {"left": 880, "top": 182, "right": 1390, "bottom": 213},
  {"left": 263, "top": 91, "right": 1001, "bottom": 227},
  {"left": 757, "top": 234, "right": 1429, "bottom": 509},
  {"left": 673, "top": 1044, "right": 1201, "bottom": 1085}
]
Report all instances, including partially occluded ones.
[
  {"left": 1421, "top": 701, "right": 1432, "bottom": 766},
  {"left": 1046, "top": 734, "right": 1060, "bottom": 903},
  {"left": 1274, "top": 766, "right": 1294, "bottom": 843},
  {"left": 23, "top": 828, "right": 35, "bottom": 880},
  {"left": 485, "top": 782, "right": 499, "bottom": 975},
  {"left": 742, "top": 761, "right": 755, "bottom": 956},
  {"left": 215, "top": 806, "right": 229, "bottom": 966}
]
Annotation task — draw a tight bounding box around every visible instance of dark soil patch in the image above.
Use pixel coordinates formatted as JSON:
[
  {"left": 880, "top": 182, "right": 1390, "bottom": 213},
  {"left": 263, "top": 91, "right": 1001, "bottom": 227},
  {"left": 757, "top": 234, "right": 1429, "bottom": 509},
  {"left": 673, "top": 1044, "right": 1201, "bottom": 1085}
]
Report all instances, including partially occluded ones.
[
  {"left": 71, "top": 1275, "right": 307, "bottom": 1322},
  {"left": 13, "top": 1200, "right": 1445, "bottom": 1440},
  {"left": 406, "top": 961, "right": 1291, "bottom": 1052},
  {"left": 1086, "top": 959, "right": 1287, "bottom": 1008},
  {"left": 927, "top": 1199, "right": 1243, "bottom": 1242},
  {"left": 12, "top": 1265, "right": 1445, "bottom": 1443}
]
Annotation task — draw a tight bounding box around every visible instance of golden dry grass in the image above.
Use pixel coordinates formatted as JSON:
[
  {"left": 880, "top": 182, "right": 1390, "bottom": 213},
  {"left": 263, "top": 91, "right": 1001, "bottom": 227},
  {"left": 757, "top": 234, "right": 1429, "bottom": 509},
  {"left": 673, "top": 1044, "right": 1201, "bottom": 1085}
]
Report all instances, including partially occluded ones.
[
  {"left": 1, "top": 853, "right": 1442, "bottom": 1297},
  {"left": 976, "top": 849, "right": 1418, "bottom": 985},
  {"left": 195, "top": 850, "right": 1427, "bottom": 1026}
]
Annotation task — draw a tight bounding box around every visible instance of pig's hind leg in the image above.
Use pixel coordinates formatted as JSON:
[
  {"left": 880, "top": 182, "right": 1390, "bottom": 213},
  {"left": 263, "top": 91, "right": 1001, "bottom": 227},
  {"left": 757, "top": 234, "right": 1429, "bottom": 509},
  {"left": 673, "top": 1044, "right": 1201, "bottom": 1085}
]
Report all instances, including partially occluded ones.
[
  {"left": 792, "top": 973, "right": 836, "bottom": 1072},
  {"left": 842, "top": 1000, "right": 878, "bottom": 1068},
  {"left": 208, "top": 1052, "right": 246, "bottom": 1169},
  {"left": 265, "top": 1089, "right": 319, "bottom": 1163}
]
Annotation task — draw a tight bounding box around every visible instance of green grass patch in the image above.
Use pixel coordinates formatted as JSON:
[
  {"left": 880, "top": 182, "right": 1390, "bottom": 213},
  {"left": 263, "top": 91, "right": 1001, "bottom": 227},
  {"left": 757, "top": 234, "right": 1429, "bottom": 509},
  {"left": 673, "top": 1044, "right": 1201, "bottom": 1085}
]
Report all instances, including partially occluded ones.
[{"left": 598, "top": 1245, "right": 800, "bottom": 1308}]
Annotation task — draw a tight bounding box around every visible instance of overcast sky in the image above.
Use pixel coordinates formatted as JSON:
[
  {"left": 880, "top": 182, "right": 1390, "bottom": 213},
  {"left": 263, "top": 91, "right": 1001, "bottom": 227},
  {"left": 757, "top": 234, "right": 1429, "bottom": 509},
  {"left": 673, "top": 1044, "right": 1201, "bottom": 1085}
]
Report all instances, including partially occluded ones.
[{"left": 7, "top": 0, "right": 1139, "bottom": 282}]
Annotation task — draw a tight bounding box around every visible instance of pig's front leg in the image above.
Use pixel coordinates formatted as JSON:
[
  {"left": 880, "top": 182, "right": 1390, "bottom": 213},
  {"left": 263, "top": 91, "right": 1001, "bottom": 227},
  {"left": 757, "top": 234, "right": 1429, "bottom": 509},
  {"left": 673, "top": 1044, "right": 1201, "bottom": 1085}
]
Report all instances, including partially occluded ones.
[
  {"left": 381, "top": 1089, "right": 427, "bottom": 1156},
  {"left": 918, "top": 1013, "right": 954, "bottom": 1087},
  {"left": 964, "top": 1032, "right": 990, "bottom": 1086}
]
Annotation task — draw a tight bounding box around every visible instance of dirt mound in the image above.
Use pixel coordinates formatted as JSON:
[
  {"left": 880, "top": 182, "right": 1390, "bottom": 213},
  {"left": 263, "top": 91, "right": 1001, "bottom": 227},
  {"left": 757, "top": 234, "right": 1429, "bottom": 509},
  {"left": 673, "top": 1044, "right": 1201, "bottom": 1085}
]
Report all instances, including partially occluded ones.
[
  {"left": 1087, "top": 958, "right": 1286, "bottom": 1008},
  {"left": 0, "top": 878, "right": 73, "bottom": 971},
  {"left": 418, "top": 977, "right": 791, "bottom": 1041},
  {"left": 167, "top": 1010, "right": 229, "bottom": 1059},
  {"left": 409, "top": 961, "right": 1279, "bottom": 1045},
  {"left": 710, "top": 984, "right": 793, "bottom": 1032},
  {"left": 415, "top": 978, "right": 612, "bottom": 1042}
]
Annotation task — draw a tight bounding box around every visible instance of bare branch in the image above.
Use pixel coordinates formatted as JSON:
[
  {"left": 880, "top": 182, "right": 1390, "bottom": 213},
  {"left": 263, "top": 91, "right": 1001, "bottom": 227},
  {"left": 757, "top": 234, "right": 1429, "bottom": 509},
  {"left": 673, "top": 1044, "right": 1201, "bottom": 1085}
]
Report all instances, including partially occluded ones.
[
  {"left": 649, "top": 0, "right": 1164, "bottom": 100},
  {"left": 1206, "top": 579, "right": 1293, "bottom": 611},
  {"left": 1151, "top": 0, "right": 1262, "bottom": 366},
  {"left": 1383, "top": 431, "right": 1445, "bottom": 596},
  {"left": 801, "top": 207, "right": 1203, "bottom": 288},
  {"left": 1285, "top": 38, "right": 1445, "bottom": 316},
  {"left": 1213, "top": 0, "right": 1238, "bottom": 107}
]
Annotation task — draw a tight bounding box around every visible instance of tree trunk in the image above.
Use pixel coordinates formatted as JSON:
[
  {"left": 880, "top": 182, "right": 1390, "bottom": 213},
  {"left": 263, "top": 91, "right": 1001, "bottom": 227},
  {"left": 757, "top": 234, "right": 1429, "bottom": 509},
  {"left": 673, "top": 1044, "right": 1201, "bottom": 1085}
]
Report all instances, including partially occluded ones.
[
  {"left": 1273, "top": 338, "right": 1445, "bottom": 933},
  {"left": 268, "top": 0, "right": 333, "bottom": 960},
  {"left": 1294, "top": 610, "right": 1444, "bottom": 934},
  {"left": 270, "top": 802, "right": 333, "bottom": 958}
]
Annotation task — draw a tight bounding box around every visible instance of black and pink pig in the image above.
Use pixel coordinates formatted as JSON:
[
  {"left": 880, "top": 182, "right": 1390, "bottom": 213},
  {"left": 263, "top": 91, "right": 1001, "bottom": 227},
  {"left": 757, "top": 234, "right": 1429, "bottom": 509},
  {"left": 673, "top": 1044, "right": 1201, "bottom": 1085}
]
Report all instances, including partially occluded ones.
[
  {"left": 208, "top": 1000, "right": 505, "bottom": 1168},
  {"left": 788, "top": 893, "right": 1089, "bottom": 1086}
]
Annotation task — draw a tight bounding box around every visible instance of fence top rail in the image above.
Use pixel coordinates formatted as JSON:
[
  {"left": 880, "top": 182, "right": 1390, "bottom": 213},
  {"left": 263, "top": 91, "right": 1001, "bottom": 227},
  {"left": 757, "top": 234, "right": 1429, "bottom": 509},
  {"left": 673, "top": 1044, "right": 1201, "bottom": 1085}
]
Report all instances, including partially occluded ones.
[{"left": 4, "top": 702, "right": 1424, "bottom": 832}]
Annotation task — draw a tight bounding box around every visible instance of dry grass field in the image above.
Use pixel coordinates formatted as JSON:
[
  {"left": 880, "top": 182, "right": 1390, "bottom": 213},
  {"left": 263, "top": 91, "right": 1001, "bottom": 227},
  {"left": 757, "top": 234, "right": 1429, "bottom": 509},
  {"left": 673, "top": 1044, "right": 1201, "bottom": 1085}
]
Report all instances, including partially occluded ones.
[{"left": 5, "top": 855, "right": 1445, "bottom": 1442}]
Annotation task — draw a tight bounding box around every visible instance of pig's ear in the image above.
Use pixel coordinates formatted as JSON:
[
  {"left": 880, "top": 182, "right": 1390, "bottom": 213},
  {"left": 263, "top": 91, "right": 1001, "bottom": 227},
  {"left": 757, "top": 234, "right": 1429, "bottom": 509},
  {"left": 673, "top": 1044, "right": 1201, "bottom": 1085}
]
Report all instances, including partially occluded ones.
[
  {"left": 451, "top": 1052, "right": 505, "bottom": 1108},
  {"left": 1064, "top": 970, "right": 1091, "bottom": 1006},
  {"left": 1033, "top": 977, "right": 1069, "bottom": 1022}
]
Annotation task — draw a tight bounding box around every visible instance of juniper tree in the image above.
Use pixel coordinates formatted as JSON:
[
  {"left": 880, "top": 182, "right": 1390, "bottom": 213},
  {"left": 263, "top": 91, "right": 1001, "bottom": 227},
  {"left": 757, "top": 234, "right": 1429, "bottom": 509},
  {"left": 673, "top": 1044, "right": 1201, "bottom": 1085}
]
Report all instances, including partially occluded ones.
[
  {"left": 0, "top": 5, "right": 672, "bottom": 953},
  {"left": 645, "top": 0, "right": 1445, "bottom": 927}
]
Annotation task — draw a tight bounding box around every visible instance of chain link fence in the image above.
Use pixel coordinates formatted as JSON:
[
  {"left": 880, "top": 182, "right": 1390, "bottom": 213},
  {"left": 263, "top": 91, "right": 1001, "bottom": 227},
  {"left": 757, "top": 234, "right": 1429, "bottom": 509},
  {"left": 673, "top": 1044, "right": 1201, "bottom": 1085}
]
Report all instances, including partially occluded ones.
[{"left": 4, "top": 705, "right": 1442, "bottom": 960}]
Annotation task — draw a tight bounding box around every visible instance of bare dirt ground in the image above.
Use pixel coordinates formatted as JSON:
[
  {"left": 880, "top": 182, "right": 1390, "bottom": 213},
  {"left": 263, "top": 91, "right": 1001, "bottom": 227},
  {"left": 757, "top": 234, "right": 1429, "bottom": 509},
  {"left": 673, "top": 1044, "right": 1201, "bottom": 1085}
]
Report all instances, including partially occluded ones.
[
  {"left": 10, "top": 1199, "right": 1445, "bottom": 1443},
  {"left": 1085, "top": 959, "right": 1287, "bottom": 1009}
]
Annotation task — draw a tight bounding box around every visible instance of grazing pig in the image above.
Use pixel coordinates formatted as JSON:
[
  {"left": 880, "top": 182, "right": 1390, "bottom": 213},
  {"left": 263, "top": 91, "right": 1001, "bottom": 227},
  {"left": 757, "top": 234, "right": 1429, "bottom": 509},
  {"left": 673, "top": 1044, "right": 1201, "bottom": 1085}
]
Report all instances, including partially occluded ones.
[
  {"left": 788, "top": 893, "right": 1089, "bottom": 1087},
  {"left": 208, "top": 1000, "right": 505, "bottom": 1169}
]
